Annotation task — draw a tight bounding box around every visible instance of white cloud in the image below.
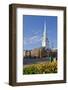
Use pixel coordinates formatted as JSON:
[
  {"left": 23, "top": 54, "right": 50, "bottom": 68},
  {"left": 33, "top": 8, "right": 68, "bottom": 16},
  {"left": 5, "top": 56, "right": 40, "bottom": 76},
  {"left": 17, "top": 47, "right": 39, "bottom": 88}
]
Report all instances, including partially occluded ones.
[
  {"left": 33, "top": 31, "right": 41, "bottom": 35},
  {"left": 24, "top": 30, "right": 42, "bottom": 45},
  {"left": 24, "top": 34, "right": 42, "bottom": 45},
  {"left": 30, "top": 35, "right": 38, "bottom": 40}
]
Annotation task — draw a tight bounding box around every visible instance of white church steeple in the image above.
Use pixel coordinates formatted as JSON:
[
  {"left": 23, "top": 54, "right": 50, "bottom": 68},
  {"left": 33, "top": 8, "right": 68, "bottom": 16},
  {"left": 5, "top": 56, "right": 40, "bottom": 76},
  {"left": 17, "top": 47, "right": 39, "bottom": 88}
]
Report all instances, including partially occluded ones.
[{"left": 42, "top": 21, "right": 47, "bottom": 48}]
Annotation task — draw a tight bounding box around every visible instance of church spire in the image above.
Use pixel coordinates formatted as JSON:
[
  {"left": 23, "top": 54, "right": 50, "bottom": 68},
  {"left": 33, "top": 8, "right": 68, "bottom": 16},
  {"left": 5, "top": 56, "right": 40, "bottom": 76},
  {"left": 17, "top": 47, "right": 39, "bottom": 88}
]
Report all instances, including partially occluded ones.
[{"left": 42, "top": 20, "right": 47, "bottom": 48}]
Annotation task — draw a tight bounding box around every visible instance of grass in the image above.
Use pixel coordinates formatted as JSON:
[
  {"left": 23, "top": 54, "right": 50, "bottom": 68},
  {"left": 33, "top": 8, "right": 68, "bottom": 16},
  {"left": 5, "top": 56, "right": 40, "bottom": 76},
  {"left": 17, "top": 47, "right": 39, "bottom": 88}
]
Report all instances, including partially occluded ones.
[{"left": 23, "top": 61, "right": 57, "bottom": 74}]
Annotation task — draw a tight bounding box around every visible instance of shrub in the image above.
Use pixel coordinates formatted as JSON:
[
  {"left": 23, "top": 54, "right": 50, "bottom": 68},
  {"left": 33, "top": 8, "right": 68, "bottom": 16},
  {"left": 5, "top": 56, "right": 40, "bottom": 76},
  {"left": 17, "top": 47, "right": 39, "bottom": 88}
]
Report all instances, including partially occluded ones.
[{"left": 23, "top": 61, "right": 57, "bottom": 74}]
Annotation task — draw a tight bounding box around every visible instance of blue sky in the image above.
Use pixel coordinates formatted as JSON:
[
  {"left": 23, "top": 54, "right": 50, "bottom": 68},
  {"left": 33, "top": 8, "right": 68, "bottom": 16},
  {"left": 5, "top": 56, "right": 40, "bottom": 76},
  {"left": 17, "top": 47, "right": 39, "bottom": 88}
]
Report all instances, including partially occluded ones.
[{"left": 23, "top": 15, "right": 57, "bottom": 50}]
